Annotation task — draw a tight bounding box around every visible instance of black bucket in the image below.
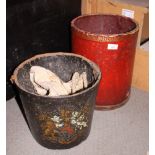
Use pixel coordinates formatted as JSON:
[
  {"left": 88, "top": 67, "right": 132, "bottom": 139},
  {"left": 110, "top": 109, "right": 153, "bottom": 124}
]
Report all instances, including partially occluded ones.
[{"left": 11, "top": 52, "right": 101, "bottom": 149}]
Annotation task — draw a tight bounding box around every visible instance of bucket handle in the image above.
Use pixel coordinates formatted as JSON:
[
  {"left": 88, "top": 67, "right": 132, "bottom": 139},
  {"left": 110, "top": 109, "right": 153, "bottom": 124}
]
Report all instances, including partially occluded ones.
[{"left": 10, "top": 75, "right": 15, "bottom": 84}]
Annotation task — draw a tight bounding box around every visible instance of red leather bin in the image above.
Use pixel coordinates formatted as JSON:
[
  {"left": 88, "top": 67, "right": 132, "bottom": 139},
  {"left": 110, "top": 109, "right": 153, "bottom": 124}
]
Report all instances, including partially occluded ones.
[{"left": 71, "top": 14, "right": 139, "bottom": 109}]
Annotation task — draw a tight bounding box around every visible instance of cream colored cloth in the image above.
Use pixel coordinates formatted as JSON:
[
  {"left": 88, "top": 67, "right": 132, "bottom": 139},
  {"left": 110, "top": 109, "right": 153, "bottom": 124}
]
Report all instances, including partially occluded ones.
[{"left": 30, "top": 66, "right": 88, "bottom": 96}]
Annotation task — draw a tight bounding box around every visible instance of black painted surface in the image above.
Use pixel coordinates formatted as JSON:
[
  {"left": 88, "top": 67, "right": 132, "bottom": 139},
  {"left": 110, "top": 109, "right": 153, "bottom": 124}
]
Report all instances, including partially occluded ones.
[
  {"left": 6, "top": 0, "right": 81, "bottom": 100},
  {"left": 13, "top": 53, "right": 101, "bottom": 149}
]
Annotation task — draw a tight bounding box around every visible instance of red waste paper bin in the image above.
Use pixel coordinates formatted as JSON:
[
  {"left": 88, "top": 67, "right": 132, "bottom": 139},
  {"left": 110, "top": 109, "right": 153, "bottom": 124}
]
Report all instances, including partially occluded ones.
[{"left": 71, "top": 14, "right": 139, "bottom": 110}]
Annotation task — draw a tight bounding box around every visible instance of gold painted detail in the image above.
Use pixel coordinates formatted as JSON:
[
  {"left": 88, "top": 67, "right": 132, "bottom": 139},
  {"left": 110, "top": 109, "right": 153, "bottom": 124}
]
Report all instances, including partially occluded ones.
[
  {"left": 71, "top": 14, "right": 139, "bottom": 42},
  {"left": 38, "top": 104, "right": 90, "bottom": 144},
  {"left": 72, "top": 28, "right": 138, "bottom": 42}
]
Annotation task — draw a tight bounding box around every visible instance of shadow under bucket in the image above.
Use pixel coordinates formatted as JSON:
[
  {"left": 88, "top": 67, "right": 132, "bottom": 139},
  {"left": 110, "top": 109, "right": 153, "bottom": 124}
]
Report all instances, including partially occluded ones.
[
  {"left": 11, "top": 52, "right": 101, "bottom": 149},
  {"left": 71, "top": 14, "right": 139, "bottom": 110}
]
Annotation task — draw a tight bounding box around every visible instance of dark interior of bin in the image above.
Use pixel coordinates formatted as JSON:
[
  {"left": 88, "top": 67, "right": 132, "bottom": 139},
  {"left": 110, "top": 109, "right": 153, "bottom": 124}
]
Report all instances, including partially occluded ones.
[
  {"left": 16, "top": 55, "right": 99, "bottom": 95},
  {"left": 74, "top": 15, "right": 136, "bottom": 35}
]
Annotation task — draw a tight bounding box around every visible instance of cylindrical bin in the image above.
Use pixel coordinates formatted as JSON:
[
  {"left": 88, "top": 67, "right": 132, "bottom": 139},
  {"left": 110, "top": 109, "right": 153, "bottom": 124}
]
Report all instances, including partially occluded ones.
[
  {"left": 11, "top": 52, "right": 101, "bottom": 149},
  {"left": 71, "top": 14, "right": 139, "bottom": 109}
]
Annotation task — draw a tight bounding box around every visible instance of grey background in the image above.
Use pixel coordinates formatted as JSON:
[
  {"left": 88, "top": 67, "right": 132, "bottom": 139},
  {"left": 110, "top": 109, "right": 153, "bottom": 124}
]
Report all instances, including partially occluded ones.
[{"left": 6, "top": 88, "right": 149, "bottom": 155}]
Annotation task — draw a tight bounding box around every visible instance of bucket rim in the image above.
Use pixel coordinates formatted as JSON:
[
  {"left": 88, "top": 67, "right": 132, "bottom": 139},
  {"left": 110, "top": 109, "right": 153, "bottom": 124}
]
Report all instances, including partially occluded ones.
[
  {"left": 71, "top": 14, "right": 139, "bottom": 42},
  {"left": 12, "top": 52, "right": 101, "bottom": 99}
]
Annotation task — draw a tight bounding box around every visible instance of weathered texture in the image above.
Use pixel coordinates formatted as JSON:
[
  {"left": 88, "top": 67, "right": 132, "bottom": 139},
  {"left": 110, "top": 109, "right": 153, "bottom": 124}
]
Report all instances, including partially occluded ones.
[
  {"left": 71, "top": 14, "right": 139, "bottom": 109},
  {"left": 12, "top": 53, "right": 101, "bottom": 149}
]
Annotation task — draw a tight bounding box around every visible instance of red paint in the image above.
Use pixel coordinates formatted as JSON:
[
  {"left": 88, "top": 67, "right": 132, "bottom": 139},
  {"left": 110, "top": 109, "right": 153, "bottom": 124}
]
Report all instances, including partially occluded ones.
[
  {"left": 71, "top": 15, "right": 138, "bottom": 108},
  {"left": 62, "top": 126, "right": 74, "bottom": 134}
]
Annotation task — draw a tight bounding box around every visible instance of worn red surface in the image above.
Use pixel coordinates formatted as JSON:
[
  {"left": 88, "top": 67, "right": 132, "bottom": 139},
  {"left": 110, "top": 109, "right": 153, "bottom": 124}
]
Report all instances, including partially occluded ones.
[{"left": 71, "top": 15, "right": 138, "bottom": 108}]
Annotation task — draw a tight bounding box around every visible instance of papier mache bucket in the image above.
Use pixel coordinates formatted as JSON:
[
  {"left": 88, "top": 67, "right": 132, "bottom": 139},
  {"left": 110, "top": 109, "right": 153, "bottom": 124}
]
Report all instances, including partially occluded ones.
[
  {"left": 11, "top": 52, "right": 101, "bottom": 149},
  {"left": 71, "top": 14, "right": 139, "bottom": 110}
]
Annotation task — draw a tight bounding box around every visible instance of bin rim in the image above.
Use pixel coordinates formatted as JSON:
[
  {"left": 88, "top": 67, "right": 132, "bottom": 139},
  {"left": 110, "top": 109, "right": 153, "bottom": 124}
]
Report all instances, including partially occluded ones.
[
  {"left": 11, "top": 52, "right": 101, "bottom": 99},
  {"left": 71, "top": 14, "right": 139, "bottom": 42}
]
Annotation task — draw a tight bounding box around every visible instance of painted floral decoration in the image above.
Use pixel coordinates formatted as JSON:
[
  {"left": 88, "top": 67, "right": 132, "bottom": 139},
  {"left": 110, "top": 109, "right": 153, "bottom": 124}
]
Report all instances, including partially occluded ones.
[{"left": 38, "top": 104, "right": 90, "bottom": 144}]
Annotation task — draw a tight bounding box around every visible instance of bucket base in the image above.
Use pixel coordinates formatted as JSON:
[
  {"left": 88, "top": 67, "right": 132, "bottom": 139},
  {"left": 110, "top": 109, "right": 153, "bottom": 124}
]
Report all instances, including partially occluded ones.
[
  {"left": 95, "top": 96, "right": 130, "bottom": 110},
  {"left": 34, "top": 132, "right": 89, "bottom": 150}
]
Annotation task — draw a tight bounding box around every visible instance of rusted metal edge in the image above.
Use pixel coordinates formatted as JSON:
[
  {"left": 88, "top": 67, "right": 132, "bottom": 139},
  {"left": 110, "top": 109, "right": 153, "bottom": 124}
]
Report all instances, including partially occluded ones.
[
  {"left": 11, "top": 52, "right": 102, "bottom": 99},
  {"left": 95, "top": 92, "right": 130, "bottom": 110},
  {"left": 10, "top": 75, "right": 15, "bottom": 84}
]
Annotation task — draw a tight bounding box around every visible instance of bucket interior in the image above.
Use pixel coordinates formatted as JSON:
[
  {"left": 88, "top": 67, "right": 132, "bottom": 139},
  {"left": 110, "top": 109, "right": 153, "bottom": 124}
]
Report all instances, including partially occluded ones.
[
  {"left": 73, "top": 15, "right": 137, "bottom": 35},
  {"left": 15, "top": 54, "right": 100, "bottom": 95}
]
